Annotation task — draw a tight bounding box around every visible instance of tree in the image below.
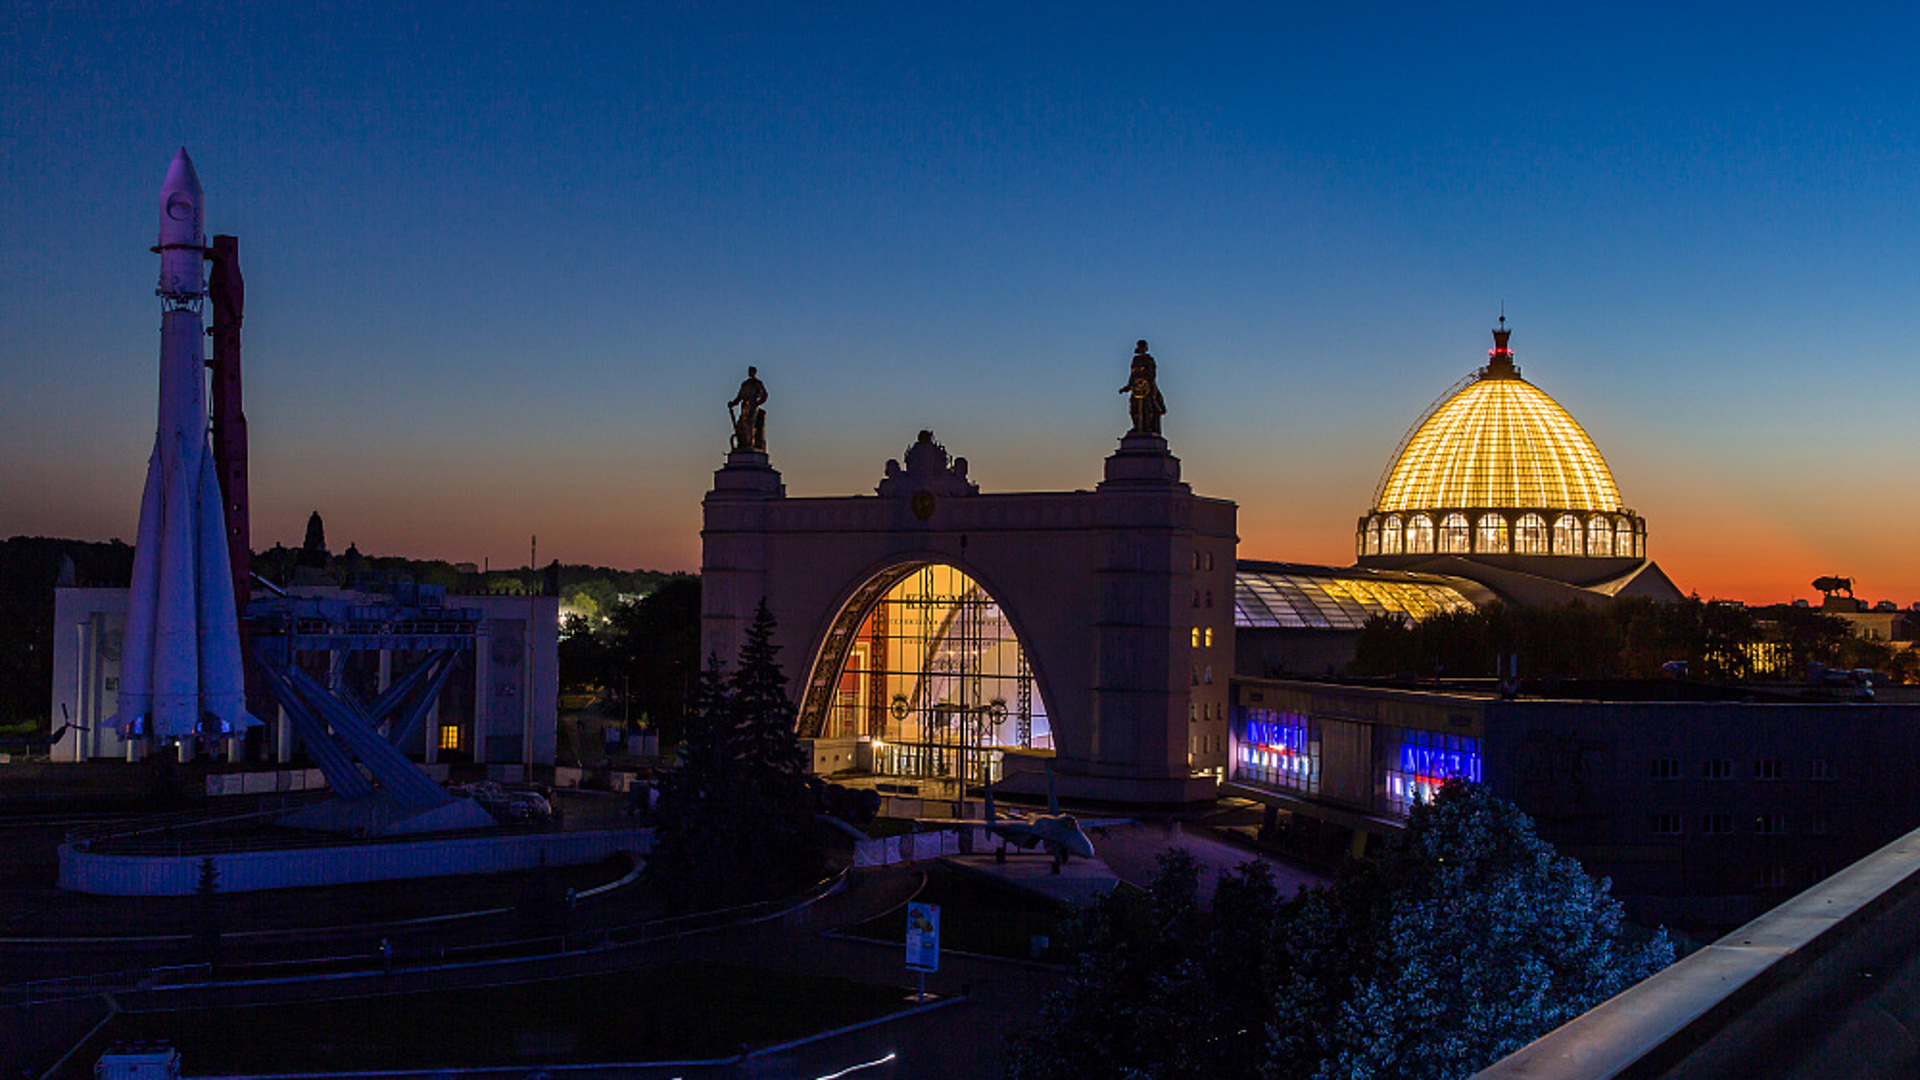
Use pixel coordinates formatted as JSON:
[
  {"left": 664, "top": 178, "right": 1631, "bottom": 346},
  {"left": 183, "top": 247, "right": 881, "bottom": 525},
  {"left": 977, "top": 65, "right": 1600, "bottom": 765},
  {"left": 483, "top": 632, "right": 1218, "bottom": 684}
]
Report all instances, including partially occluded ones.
[
  {"left": 641, "top": 599, "right": 823, "bottom": 912},
  {"left": 193, "top": 856, "right": 222, "bottom": 971},
  {"left": 1266, "top": 779, "right": 1671, "bottom": 1080},
  {"left": 602, "top": 575, "right": 702, "bottom": 745},
  {"left": 1006, "top": 850, "right": 1278, "bottom": 1080}
]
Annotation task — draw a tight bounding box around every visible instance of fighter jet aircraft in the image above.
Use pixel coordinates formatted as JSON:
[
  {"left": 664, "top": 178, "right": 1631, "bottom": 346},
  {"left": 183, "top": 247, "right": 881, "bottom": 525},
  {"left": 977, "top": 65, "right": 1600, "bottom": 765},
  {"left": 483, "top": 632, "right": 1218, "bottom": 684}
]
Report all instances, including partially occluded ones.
[{"left": 919, "top": 771, "right": 1129, "bottom": 867}]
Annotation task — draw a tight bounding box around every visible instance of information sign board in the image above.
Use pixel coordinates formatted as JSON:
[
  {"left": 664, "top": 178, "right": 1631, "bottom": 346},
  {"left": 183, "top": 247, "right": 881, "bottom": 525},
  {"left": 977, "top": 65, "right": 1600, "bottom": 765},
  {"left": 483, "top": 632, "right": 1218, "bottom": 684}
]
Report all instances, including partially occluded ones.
[{"left": 906, "top": 901, "right": 941, "bottom": 973}]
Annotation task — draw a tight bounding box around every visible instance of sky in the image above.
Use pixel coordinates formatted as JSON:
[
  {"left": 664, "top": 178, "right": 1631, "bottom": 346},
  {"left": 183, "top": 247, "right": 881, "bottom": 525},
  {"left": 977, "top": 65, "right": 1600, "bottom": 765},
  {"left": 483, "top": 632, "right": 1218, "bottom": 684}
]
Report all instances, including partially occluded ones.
[{"left": 3, "top": 2, "right": 1918, "bottom": 604}]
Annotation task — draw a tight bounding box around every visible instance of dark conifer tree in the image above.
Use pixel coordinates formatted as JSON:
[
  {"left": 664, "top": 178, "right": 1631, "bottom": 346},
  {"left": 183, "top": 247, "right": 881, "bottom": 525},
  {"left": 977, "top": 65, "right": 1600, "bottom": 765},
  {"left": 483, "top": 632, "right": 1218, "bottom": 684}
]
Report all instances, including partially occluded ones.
[{"left": 642, "top": 600, "right": 823, "bottom": 911}]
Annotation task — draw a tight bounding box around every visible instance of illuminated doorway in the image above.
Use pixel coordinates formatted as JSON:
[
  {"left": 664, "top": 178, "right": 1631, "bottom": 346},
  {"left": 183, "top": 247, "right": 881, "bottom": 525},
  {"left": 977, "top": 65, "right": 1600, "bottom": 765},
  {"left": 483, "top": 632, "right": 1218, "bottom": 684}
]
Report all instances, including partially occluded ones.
[{"left": 814, "top": 564, "right": 1050, "bottom": 786}]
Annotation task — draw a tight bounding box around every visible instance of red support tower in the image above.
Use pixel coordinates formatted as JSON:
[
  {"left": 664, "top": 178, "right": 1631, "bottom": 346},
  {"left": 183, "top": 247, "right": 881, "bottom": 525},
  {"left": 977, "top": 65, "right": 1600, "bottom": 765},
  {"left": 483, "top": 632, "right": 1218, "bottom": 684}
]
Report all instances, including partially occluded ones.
[{"left": 206, "top": 235, "right": 250, "bottom": 609}]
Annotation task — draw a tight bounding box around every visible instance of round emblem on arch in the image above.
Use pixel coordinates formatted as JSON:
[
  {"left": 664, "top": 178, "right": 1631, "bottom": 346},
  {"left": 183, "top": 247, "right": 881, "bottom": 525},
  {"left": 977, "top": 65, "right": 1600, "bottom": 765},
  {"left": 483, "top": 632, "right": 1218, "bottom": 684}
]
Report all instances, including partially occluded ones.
[
  {"left": 890, "top": 694, "right": 909, "bottom": 722},
  {"left": 910, "top": 490, "right": 937, "bottom": 521}
]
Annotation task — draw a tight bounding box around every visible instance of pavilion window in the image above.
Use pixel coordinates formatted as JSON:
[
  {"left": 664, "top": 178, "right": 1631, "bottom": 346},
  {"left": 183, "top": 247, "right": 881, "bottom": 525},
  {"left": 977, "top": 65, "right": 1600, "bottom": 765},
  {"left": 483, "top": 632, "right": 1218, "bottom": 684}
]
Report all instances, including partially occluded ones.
[
  {"left": 1615, "top": 517, "right": 1634, "bottom": 558},
  {"left": 1406, "top": 515, "right": 1435, "bottom": 554},
  {"left": 1514, "top": 513, "right": 1548, "bottom": 555},
  {"left": 1382, "top": 515, "right": 1404, "bottom": 555},
  {"left": 1439, "top": 513, "right": 1471, "bottom": 554},
  {"left": 1554, "top": 514, "right": 1583, "bottom": 555},
  {"left": 1366, "top": 517, "right": 1382, "bottom": 556},
  {"left": 1475, "top": 514, "right": 1510, "bottom": 554},
  {"left": 1588, "top": 515, "right": 1613, "bottom": 557}
]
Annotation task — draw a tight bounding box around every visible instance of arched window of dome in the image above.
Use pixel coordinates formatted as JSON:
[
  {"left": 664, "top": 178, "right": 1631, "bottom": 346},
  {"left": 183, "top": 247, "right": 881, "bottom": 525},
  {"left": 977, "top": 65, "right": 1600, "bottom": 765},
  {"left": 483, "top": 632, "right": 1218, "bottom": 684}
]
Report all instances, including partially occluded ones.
[
  {"left": 1614, "top": 517, "right": 1634, "bottom": 558},
  {"left": 1439, "top": 513, "right": 1471, "bottom": 554},
  {"left": 1588, "top": 515, "right": 1614, "bottom": 557},
  {"left": 1382, "top": 515, "right": 1404, "bottom": 555},
  {"left": 1406, "top": 514, "right": 1435, "bottom": 554},
  {"left": 1635, "top": 530, "right": 1645, "bottom": 558},
  {"left": 1476, "top": 514, "right": 1510, "bottom": 554},
  {"left": 1554, "top": 514, "right": 1583, "bottom": 555},
  {"left": 1515, "top": 513, "right": 1549, "bottom": 555},
  {"left": 1366, "top": 517, "right": 1382, "bottom": 556}
]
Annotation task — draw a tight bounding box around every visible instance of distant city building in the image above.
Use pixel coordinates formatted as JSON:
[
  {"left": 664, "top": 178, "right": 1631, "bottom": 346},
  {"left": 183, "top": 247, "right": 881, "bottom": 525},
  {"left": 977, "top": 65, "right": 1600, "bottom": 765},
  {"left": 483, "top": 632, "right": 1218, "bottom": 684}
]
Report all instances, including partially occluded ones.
[{"left": 51, "top": 583, "right": 557, "bottom": 768}]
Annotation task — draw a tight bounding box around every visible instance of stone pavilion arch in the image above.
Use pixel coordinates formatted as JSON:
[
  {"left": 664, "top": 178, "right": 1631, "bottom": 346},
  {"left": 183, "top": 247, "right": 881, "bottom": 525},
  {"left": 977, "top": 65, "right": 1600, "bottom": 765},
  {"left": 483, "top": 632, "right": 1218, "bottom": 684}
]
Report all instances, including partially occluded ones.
[{"left": 702, "top": 424, "right": 1234, "bottom": 806}]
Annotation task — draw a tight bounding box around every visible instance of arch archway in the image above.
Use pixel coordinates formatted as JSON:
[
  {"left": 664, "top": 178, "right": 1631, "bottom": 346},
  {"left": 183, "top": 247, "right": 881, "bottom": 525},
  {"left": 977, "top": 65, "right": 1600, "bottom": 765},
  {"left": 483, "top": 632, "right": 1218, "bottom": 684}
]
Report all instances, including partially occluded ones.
[{"left": 801, "top": 562, "right": 1053, "bottom": 785}]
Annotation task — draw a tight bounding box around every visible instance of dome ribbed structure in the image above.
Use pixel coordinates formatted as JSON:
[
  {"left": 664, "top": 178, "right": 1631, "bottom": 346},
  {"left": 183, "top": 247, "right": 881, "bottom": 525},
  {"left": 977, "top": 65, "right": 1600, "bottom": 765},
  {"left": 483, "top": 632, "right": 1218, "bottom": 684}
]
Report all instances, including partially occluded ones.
[
  {"left": 1356, "top": 320, "right": 1645, "bottom": 567},
  {"left": 1372, "top": 377, "right": 1622, "bottom": 513}
]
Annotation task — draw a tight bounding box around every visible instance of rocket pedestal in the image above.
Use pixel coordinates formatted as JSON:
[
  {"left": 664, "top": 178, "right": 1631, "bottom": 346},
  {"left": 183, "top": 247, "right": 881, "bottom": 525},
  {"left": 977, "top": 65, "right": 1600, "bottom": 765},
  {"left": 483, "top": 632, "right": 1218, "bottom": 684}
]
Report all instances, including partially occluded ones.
[{"left": 114, "top": 149, "right": 258, "bottom": 750}]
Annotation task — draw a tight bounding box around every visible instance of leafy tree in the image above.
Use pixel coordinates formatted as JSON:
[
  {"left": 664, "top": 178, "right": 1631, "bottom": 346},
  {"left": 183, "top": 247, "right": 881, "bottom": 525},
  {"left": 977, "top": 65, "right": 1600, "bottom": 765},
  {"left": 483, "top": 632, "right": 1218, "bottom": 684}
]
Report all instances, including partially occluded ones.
[
  {"left": 642, "top": 600, "right": 822, "bottom": 912},
  {"left": 1266, "top": 779, "right": 1671, "bottom": 1080},
  {"left": 601, "top": 575, "right": 702, "bottom": 744}
]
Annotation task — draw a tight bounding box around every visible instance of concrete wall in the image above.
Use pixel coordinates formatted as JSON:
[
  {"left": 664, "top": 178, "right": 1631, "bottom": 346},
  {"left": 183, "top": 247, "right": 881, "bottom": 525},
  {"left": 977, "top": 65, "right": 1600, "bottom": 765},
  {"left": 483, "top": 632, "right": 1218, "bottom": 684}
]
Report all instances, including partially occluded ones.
[{"left": 59, "top": 826, "right": 651, "bottom": 896}]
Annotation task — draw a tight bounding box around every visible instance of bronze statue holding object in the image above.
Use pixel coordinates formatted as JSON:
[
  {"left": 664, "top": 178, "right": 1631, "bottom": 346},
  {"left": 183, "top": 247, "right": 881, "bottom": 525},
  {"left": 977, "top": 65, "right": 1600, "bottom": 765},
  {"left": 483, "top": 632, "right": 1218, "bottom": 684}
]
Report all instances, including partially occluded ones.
[{"left": 1120, "top": 340, "right": 1166, "bottom": 436}]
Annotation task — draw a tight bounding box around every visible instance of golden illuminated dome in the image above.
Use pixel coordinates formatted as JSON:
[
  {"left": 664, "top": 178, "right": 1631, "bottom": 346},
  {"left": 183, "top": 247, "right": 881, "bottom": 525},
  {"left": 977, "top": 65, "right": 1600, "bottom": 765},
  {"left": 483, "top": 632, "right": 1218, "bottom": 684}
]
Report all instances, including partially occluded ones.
[
  {"left": 1357, "top": 321, "right": 1645, "bottom": 566},
  {"left": 1373, "top": 369, "right": 1622, "bottom": 514}
]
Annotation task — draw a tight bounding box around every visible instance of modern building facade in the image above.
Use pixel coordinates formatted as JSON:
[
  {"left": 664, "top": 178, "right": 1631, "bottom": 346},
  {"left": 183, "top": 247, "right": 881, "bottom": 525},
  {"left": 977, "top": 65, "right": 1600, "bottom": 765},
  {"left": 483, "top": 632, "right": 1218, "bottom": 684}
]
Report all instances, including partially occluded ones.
[{"left": 1228, "top": 674, "right": 1920, "bottom": 932}]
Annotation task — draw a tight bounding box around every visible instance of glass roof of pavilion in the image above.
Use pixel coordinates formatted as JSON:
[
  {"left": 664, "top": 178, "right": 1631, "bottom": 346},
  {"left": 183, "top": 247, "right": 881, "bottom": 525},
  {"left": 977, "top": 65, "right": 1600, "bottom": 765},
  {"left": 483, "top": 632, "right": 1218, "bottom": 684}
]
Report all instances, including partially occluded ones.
[
  {"left": 1373, "top": 373, "right": 1623, "bottom": 514},
  {"left": 1235, "top": 561, "right": 1481, "bottom": 630}
]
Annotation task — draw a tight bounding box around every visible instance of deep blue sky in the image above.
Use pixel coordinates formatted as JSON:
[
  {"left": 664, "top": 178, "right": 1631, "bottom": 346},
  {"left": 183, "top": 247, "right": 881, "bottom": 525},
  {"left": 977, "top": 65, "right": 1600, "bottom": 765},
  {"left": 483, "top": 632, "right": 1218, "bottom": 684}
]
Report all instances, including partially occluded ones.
[{"left": 5, "top": 3, "right": 1919, "bottom": 600}]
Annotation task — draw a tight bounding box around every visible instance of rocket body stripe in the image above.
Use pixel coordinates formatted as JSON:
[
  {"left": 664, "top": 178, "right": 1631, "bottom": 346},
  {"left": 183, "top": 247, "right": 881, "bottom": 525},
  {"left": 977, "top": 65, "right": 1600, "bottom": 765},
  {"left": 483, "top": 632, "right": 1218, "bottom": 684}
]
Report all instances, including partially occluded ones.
[{"left": 114, "top": 148, "right": 260, "bottom": 741}]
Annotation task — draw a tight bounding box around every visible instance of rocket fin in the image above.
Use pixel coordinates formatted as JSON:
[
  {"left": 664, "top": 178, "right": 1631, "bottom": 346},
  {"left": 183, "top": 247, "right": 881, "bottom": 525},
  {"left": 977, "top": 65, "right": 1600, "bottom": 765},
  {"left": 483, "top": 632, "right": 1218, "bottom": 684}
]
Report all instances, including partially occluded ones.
[{"left": 115, "top": 447, "right": 167, "bottom": 733}]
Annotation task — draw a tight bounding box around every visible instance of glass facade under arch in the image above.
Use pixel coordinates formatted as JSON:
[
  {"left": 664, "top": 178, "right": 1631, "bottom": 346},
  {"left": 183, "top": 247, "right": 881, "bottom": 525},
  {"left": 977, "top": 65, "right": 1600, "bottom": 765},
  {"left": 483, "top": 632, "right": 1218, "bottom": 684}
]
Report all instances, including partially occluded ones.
[
  {"left": 1476, "top": 513, "right": 1509, "bottom": 554},
  {"left": 818, "top": 563, "right": 1051, "bottom": 785},
  {"left": 1365, "top": 517, "right": 1382, "bottom": 556},
  {"left": 1382, "top": 515, "right": 1404, "bottom": 555},
  {"left": 1439, "top": 513, "right": 1471, "bottom": 554},
  {"left": 1515, "top": 513, "right": 1548, "bottom": 555}
]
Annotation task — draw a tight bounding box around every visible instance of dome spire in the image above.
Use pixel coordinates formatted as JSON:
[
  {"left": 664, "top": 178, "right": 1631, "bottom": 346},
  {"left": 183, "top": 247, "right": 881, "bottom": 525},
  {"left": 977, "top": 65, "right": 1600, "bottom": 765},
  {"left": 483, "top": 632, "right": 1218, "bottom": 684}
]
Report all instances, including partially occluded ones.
[{"left": 1485, "top": 311, "right": 1518, "bottom": 379}]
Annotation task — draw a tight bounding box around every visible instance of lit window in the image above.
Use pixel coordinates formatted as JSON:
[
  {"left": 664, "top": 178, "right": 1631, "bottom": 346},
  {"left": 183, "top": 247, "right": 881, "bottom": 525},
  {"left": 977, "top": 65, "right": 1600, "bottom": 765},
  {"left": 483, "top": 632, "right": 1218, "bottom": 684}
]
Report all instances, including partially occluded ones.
[
  {"left": 1366, "top": 517, "right": 1382, "bottom": 556},
  {"left": 1192, "top": 627, "right": 1201, "bottom": 648},
  {"left": 439, "top": 725, "right": 460, "bottom": 751},
  {"left": 1514, "top": 513, "right": 1548, "bottom": 555},
  {"left": 1615, "top": 517, "right": 1634, "bottom": 557},
  {"left": 1204, "top": 627, "right": 1214, "bottom": 648},
  {"left": 1439, "top": 513, "right": 1471, "bottom": 554},
  {"left": 1382, "top": 515, "right": 1404, "bottom": 555},
  {"left": 1554, "top": 514, "right": 1583, "bottom": 555},
  {"left": 1406, "top": 515, "right": 1435, "bottom": 554},
  {"left": 1588, "top": 515, "right": 1613, "bottom": 557},
  {"left": 1475, "top": 514, "right": 1510, "bottom": 554}
]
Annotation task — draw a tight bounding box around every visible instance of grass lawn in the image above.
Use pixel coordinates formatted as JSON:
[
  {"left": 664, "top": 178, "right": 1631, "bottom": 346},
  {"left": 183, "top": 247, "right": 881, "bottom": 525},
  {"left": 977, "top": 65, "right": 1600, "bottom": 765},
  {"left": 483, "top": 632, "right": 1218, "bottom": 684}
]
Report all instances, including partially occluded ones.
[
  {"left": 63, "top": 963, "right": 905, "bottom": 1074},
  {"left": 843, "top": 863, "right": 1069, "bottom": 961}
]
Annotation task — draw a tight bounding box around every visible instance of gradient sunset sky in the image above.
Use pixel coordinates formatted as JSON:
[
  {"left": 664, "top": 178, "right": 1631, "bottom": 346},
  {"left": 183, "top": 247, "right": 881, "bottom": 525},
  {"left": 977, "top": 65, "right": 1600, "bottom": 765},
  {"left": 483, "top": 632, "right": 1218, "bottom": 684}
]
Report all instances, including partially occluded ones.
[{"left": 4, "top": 3, "right": 1917, "bottom": 603}]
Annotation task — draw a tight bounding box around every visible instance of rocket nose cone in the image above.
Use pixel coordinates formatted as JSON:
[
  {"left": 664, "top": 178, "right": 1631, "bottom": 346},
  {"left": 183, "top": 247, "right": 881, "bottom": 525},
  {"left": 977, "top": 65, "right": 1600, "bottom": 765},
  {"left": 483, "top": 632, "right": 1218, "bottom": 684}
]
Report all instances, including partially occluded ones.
[{"left": 163, "top": 147, "right": 203, "bottom": 202}]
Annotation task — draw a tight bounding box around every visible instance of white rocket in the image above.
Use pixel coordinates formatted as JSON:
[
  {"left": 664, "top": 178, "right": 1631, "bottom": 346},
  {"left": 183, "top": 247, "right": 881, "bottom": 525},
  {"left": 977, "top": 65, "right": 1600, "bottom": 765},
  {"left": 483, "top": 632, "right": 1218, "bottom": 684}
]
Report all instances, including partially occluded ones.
[{"left": 115, "top": 149, "right": 257, "bottom": 742}]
